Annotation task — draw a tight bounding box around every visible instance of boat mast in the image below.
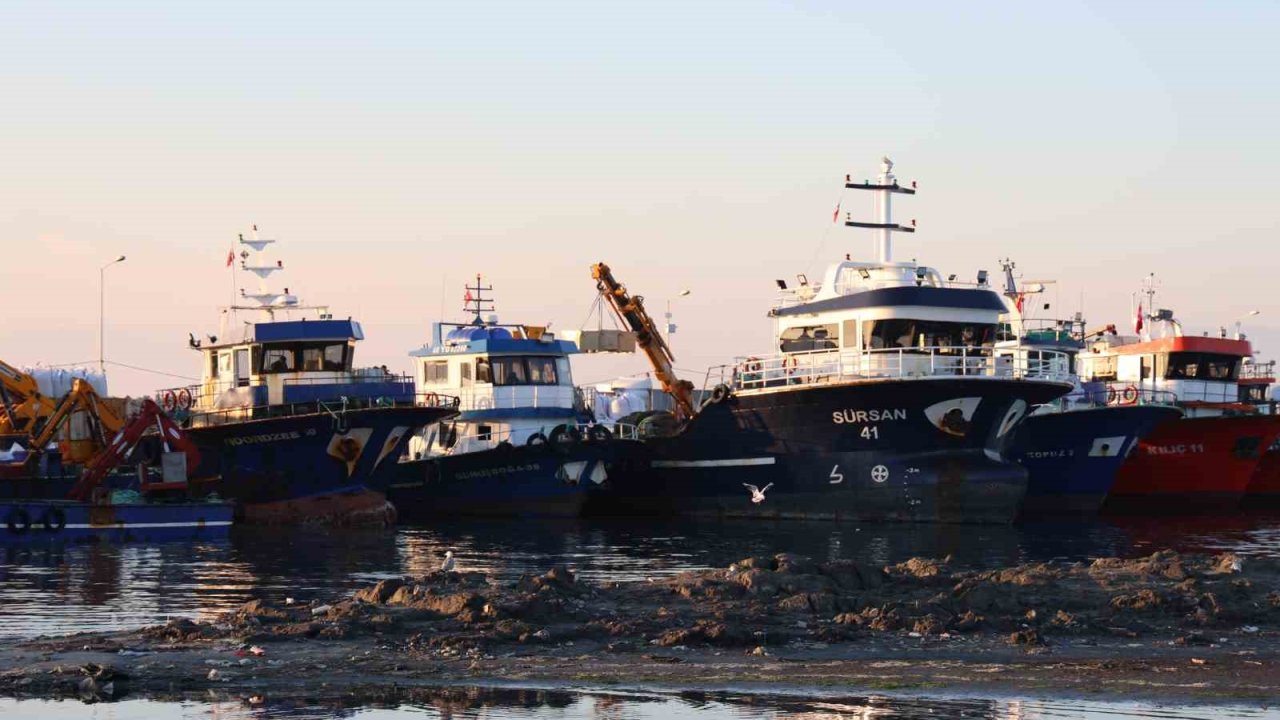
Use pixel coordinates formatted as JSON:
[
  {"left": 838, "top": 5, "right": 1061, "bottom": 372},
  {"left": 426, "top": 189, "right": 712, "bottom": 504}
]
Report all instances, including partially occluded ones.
[
  {"left": 463, "top": 274, "right": 495, "bottom": 324},
  {"left": 844, "top": 157, "right": 916, "bottom": 264}
]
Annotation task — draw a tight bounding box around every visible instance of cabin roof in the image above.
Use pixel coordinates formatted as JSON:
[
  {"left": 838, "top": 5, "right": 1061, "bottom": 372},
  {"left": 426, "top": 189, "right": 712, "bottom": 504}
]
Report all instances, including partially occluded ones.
[{"left": 770, "top": 285, "right": 1008, "bottom": 318}]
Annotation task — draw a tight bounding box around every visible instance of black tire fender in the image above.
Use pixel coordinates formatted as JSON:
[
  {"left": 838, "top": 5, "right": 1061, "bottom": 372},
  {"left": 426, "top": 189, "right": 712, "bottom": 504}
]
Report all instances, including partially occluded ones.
[
  {"left": 41, "top": 506, "right": 66, "bottom": 533},
  {"left": 5, "top": 507, "right": 32, "bottom": 535}
]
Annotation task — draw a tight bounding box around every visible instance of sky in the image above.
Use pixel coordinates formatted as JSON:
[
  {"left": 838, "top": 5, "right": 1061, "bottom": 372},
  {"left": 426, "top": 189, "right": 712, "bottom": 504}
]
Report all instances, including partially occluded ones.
[{"left": 2, "top": 0, "right": 1279, "bottom": 396}]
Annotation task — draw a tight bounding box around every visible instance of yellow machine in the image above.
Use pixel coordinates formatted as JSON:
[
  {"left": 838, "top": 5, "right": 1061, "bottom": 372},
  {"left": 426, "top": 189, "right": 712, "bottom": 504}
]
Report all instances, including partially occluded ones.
[
  {"left": 591, "top": 262, "right": 696, "bottom": 421},
  {"left": 0, "top": 360, "right": 60, "bottom": 434},
  {"left": 0, "top": 362, "right": 126, "bottom": 464}
]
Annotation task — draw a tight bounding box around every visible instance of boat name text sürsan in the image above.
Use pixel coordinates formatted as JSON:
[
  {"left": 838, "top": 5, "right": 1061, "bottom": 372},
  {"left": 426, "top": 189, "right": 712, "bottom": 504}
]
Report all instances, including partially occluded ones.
[{"left": 832, "top": 408, "right": 909, "bottom": 425}]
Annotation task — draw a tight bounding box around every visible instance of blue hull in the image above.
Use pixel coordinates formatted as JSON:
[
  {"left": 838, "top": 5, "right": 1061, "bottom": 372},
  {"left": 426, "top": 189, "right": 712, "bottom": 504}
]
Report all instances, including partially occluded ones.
[
  {"left": 383, "top": 440, "right": 646, "bottom": 519},
  {"left": 1013, "top": 405, "right": 1183, "bottom": 517},
  {"left": 182, "top": 405, "right": 454, "bottom": 524},
  {"left": 1, "top": 500, "right": 232, "bottom": 544}
]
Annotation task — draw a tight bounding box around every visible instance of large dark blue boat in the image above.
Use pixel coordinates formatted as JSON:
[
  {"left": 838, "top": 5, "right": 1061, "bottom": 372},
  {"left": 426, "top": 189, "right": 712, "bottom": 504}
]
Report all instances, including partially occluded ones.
[
  {"left": 589, "top": 159, "right": 1074, "bottom": 523},
  {"left": 157, "top": 227, "right": 458, "bottom": 525},
  {"left": 382, "top": 276, "right": 644, "bottom": 519}
]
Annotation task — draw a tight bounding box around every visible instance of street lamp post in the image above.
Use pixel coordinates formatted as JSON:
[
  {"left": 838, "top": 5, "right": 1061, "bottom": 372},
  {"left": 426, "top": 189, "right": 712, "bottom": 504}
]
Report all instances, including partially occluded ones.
[
  {"left": 100, "top": 255, "right": 127, "bottom": 373},
  {"left": 664, "top": 289, "right": 692, "bottom": 349}
]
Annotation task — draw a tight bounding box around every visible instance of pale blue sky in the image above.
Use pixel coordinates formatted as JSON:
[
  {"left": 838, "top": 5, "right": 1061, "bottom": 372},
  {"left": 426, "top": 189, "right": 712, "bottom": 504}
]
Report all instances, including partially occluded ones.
[{"left": 2, "top": 1, "right": 1278, "bottom": 394}]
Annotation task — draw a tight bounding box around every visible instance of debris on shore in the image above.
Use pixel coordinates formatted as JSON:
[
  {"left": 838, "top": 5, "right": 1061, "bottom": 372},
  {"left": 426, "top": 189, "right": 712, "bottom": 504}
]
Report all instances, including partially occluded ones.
[{"left": 2, "top": 550, "right": 1277, "bottom": 703}]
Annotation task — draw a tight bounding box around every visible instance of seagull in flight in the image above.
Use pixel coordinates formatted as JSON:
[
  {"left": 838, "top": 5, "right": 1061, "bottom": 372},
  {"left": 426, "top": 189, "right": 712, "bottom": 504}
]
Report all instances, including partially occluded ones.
[
  {"left": 743, "top": 483, "right": 773, "bottom": 504},
  {"left": 441, "top": 550, "right": 455, "bottom": 572}
]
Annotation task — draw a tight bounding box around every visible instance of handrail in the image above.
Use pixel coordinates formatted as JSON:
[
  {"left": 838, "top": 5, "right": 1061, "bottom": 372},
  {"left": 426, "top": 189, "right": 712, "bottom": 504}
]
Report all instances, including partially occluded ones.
[
  {"left": 707, "top": 345, "right": 1073, "bottom": 393},
  {"left": 1037, "top": 383, "right": 1180, "bottom": 413},
  {"left": 168, "top": 391, "right": 459, "bottom": 428}
]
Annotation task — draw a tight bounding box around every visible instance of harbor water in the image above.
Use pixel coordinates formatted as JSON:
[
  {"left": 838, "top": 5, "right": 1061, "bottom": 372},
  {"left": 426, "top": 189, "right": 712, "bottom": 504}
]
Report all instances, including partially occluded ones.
[
  {"left": 1, "top": 687, "right": 1277, "bottom": 719},
  {"left": 3, "top": 515, "right": 1280, "bottom": 640}
]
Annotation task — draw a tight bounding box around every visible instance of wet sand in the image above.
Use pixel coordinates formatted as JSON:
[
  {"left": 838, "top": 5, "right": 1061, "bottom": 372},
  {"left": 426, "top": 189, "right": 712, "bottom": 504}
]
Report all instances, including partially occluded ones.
[{"left": 1, "top": 550, "right": 1277, "bottom": 705}]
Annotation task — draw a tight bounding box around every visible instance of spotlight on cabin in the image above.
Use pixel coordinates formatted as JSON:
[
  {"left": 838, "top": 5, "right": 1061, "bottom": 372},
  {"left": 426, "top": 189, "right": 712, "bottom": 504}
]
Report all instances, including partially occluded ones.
[
  {"left": 797, "top": 273, "right": 809, "bottom": 287},
  {"left": 947, "top": 274, "right": 957, "bottom": 282},
  {"left": 857, "top": 268, "right": 871, "bottom": 280},
  {"left": 776, "top": 279, "right": 788, "bottom": 290},
  {"left": 977, "top": 270, "right": 989, "bottom": 286},
  {"left": 914, "top": 267, "right": 927, "bottom": 287}
]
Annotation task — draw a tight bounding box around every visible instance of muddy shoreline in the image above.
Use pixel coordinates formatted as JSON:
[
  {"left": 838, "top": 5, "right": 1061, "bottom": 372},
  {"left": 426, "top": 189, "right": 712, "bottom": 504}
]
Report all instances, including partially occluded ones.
[{"left": 2, "top": 550, "right": 1277, "bottom": 706}]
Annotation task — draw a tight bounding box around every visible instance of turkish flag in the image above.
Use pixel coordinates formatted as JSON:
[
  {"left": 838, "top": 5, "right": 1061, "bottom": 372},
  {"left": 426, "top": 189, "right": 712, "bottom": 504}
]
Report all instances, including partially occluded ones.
[
  {"left": 1135, "top": 303, "right": 1144, "bottom": 334},
  {"left": 226, "top": 249, "right": 235, "bottom": 268}
]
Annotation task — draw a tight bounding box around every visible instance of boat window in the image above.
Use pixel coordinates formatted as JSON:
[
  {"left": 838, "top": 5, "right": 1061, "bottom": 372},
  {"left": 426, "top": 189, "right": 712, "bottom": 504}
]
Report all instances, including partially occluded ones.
[
  {"left": 478, "top": 424, "right": 492, "bottom": 441},
  {"left": 1241, "top": 385, "right": 1268, "bottom": 403},
  {"left": 779, "top": 324, "right": 839, "bottom": 353},
  {"left": 260, "top": 346, "right": 296, "bottom": 373},
  {"left": 476, "top": 358, "right": 492, "bottom": 384},
  {"left": 423, "top": 361, "right": 449, "bottom": 384},
  {"left": 1084, "top": 354, "right": 1118, "bottom": 381},
  {"left": 301, "top": 347, "right": 323, "bottom": 371},
  {"left": 323, "top": 344, "right": 348, "bottom": 371},
  {"left": 492, "top": 357, "right": 529, "bottom": 386},
  {"left": 209, "top": 353, "right": 219, "bottom": 378},
  {"left": 861, "top": 319, "right": 994, "bottom": 352},
  {"left": 1165, "top": 352, "right": 1240, "bottom": 381},
  {"left": 527, "top": 357, "right": 558, "bottom": 385}
]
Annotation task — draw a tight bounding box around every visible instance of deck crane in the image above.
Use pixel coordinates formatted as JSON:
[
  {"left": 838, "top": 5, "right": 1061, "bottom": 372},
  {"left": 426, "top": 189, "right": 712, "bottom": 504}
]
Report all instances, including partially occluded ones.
[
  {"left": 591, "top": 262, "right": 696, "bottom": 422},
  {"left": 68, "top": 397, "right": 200, "bottom": 501}
]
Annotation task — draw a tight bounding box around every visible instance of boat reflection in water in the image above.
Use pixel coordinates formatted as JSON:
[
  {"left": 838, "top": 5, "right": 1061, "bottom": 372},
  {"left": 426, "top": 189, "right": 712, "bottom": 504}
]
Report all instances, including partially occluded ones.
[{"left": 4, "top": 685, "right": 1279, "bottom": 719}]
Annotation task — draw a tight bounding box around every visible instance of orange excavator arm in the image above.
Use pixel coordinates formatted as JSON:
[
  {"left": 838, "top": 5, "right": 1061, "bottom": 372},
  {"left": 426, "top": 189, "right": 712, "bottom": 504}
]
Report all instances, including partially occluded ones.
[
  {"left": 69, "top": 397, "right": 200, "bottom": 501},
  {"left": 591, "top": 262, "right": 696, "bottom": 421}
]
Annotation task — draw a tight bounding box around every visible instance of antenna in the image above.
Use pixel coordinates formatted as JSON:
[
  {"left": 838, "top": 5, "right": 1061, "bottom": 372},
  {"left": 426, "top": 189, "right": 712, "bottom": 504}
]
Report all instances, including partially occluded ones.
[
  {"left": 843, "top": 157, "right": 916, "bottom": 263},
  {"left": 463, "top": 273, "right": 495, "bottom": 323}
]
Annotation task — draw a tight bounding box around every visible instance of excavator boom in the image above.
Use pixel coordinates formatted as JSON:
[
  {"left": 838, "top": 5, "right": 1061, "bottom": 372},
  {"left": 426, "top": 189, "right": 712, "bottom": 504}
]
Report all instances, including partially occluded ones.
[
  {"left": 591, "top": 262, "right": 696, "bottom": 421},
  {"left": 69, "top": 398, "right": 200, "bottom": 501}
]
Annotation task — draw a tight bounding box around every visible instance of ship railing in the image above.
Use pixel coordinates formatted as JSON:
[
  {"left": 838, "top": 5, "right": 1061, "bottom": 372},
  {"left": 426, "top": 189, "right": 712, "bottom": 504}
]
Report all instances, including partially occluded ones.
[
  {"left": 443, "top": 385, "right": 578, "bottom": 413},
  {"left": 711, "top": 345, "right": 1072, "bottom": 392},
  {"left": 152, "top": 384, "right": 458, "bottom": 429},
  {"left": 1038, "top": 384, "right": 1180, "bottom": 413},
  {"left": 1241, "top": 361, "right": 1277, "bottom": 381},
  {"left": 996, "top": 319, "right": 1086, "bottom": 344}
]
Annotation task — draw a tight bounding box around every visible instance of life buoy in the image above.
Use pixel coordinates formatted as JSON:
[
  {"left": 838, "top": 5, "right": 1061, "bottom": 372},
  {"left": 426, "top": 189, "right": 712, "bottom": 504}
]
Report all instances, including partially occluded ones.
[
  {"left": 5, "top": 507, "right": 31, "bottom": 535},
  {"left": 782, "top": 355, "right": 798, "bottom": 375},
  {"left": 526, "top": 432, "right": 548, "bottom": 447},
  {"left": 451, "top": 396, "right": 461, "bottom": 409},
  {"left": 424, "top": 392, "right": 439, "bottom": 408},
  {"left": 161, "top": 391, "right": 178, "bottom": 413},
  {"left": 41, "top": 506, "right": 66, "bottom": 533},
  {"left": 1122, "top": 385, "right": 1140, "bottom": 405},
  {"left": 587, "top": 424, "right": 613, "bottom": 442},
  {"left": 1106, "top": 386, "right": 1119, "bottom": 406},
  {"left": 710, "top": 383, "right": 732, "bottom": 404},
  {"left": 176, "top": 388, "right": 193, "bottom": 411}
]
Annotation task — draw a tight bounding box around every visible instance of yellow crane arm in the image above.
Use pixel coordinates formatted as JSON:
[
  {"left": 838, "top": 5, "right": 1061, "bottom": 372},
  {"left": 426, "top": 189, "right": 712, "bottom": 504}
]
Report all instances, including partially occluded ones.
[
  {"left": 591, "top": 262, "right": 696, "bottom": 421},
  {"left": 28, "top": 379, "right": 127, "bottom": 460},
  {"left": 0, "top": 360, "right": 59, "bottom": 433}
]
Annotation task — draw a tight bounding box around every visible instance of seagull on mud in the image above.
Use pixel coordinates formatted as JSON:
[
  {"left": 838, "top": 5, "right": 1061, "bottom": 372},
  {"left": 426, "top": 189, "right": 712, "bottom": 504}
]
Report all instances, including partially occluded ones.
[
  {"left": 441, "top": 550, "right": 456, "bottom": 572},
  {"left": 743, "top": 483, "right": 773, "bottom": 504}
]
